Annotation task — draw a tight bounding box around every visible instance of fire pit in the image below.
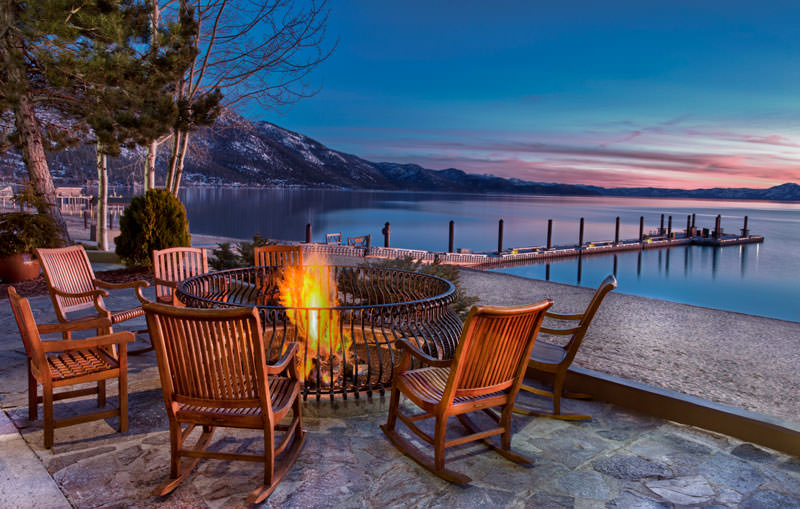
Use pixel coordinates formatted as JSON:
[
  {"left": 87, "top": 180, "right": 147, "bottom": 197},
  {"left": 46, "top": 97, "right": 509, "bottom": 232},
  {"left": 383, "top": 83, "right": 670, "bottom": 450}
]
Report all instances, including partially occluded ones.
[{"left": 176, "top": 261, "right": 461, "bottom": 400}]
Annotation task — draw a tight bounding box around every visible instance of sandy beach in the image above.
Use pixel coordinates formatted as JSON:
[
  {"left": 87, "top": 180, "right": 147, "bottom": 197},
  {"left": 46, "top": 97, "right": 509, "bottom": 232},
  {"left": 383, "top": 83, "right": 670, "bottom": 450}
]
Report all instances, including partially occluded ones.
[
  {"left": 22, "top": 210, "right": 800, "bottom": 424},
  {"left": 456, "top": 268, "right": 800, "bottom": 424}
]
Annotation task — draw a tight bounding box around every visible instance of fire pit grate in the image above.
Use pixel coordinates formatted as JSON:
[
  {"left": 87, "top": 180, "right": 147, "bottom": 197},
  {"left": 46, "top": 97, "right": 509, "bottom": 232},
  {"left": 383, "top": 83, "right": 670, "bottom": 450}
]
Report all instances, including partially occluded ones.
[{"left": 177, "top": 265, "right": 461, "bottom": 400}]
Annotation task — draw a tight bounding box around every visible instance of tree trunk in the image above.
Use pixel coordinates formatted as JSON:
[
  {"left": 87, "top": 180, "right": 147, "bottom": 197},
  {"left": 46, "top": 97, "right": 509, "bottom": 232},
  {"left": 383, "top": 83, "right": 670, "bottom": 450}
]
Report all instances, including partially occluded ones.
[
  {"left": 143, "top": 1, "right": 161, "bottom": 193},
  {"left": 1, "top": 0, "right": 70, "bottom": 243},
  {"left": 171, "top": 130, "right": 190, "bottom": 196},
  {"left": 166, "top": 128, "right": 182, "bottom": 191},
  {"left": 145, "top": 140, "right": 157, "bottom": 191},
  {"left": 96, "top": 143, "right": 109, "bottom": 251}
]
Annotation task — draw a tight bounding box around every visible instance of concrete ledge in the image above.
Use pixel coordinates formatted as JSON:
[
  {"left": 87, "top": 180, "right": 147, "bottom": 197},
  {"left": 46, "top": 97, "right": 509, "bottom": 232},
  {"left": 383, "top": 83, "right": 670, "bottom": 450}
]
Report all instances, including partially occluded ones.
[{"left": 529, "top": 365, "right": 800, "bottom": 457}]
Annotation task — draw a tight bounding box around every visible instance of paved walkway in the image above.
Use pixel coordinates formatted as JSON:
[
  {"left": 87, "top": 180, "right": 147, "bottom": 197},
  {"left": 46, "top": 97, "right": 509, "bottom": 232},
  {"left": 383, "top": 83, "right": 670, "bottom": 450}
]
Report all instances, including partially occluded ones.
[{"left": 0, "top": 291, "right": 798, "bottom": 508}]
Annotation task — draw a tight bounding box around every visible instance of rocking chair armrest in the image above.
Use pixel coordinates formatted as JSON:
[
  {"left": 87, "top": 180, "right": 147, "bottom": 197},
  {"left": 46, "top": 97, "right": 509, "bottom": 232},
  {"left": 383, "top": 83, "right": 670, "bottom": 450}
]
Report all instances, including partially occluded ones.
[
  {"left": 544, "top": 311, "right": 584, "bottom": 321},
  {"left": 396, "top": 338, "right": 452, "bottom": 368},
  {"left": 266, "top": 342, "right": 299, "bottom": 375},
  {"left": 51, "top": 287, "right": 109, "bottom": 300},
  {"left": 37, "top": 316, "right": 113, "bottom": 335},
  {"left": 40, "top": 331, "right": 135, "bottom": 353},
  {"left": 153, "top": 278, "right": 177, "bottom": 289},
  {"left": 94, "top": 279, "right": 150, "bottom": 291}
]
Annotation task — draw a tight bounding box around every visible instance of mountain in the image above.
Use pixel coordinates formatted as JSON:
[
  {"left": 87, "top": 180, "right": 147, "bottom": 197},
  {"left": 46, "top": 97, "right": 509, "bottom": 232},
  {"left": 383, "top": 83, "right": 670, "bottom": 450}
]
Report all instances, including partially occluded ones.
[{"left": 2, "top": 113, "right": 799, "bottom": 201}]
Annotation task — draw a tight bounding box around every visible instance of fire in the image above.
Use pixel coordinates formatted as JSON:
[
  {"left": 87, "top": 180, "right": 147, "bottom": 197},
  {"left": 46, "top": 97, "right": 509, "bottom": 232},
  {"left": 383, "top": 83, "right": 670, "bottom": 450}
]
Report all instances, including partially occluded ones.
[{"left": 277, "top": 253, "right": 351, "bottom": 384}]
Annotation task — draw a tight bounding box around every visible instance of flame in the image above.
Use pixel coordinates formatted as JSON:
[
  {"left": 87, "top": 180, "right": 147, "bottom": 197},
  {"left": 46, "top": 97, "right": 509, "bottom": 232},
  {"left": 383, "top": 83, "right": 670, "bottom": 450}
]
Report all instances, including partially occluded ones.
[{"left": 278, "top": 253, "right": 351, "bottom": 383}]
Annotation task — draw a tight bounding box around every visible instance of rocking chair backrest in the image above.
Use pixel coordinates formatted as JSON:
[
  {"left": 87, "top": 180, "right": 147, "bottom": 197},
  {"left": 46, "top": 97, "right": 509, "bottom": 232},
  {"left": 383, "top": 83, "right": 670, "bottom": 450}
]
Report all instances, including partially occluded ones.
[
  {"left": 152, "top": 247, "right": 208, "bottom": 302},
  {"left": 37, "top": 245, "right": 100, "bottom": 317},
  {"left": 448, "top": 300, "right": 552, "bottom": 401},
  {"left": 547, "top": 274, "right": 617, "bottom": 361},
  {"left": 143, "top": 303, "right": 271, "bottom": 416},
  {"left": 7, "top": 287, "right": 45, "bottom": 369},
  {"left": 254, "top": 245, "right": 303, "bottom": 267}
]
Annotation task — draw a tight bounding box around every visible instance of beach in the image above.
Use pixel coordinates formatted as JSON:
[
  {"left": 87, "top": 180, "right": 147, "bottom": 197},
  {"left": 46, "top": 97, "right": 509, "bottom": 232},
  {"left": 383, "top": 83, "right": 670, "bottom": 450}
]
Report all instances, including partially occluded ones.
[{"left": 457, "top": 268, "right": 800, "bottom": 424}]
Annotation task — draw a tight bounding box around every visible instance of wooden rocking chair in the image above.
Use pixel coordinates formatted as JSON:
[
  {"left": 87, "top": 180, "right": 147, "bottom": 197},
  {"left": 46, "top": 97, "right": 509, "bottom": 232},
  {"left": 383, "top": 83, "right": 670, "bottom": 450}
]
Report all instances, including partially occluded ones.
[
  {"left": 142, "top": 302, "right": 306, "bottom": 504},
  {"left": 7, "top": 287, "right": 133, "bottom": 449},
  {"left": 515, "top": 275, "right": 617, "bottom": 420},
  {"left": 151, "top": 247, "right": 208, "bottom": 305},
  {"left": 381, "top": 300, "right": 553, "bottom": 483},
  {"left": 253, "top": 244, "right": 303, "bottom": 267},
  {"left": 36, "top": 245, "right": 151, "bottom": 353}
]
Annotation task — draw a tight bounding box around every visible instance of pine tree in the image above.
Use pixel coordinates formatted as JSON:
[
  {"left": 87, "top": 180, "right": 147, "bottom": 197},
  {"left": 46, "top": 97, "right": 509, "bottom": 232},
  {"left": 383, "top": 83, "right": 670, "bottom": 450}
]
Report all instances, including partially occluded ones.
[{"left": 0, "top": 0, "right": 197, "bottom": 244}]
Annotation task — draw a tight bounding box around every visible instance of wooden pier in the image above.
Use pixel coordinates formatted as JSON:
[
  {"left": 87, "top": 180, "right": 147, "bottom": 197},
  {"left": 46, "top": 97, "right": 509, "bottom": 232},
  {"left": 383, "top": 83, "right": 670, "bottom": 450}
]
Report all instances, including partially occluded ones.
[{"left": 302, "top": 214, "right": 765, "bottom": 268}]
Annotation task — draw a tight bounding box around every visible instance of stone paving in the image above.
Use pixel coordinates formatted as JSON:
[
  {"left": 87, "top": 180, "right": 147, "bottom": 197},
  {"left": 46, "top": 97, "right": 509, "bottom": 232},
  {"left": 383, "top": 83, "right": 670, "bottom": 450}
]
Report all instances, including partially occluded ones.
[{"left": 1, "top": 291, "right": 799, "bottom": 508}]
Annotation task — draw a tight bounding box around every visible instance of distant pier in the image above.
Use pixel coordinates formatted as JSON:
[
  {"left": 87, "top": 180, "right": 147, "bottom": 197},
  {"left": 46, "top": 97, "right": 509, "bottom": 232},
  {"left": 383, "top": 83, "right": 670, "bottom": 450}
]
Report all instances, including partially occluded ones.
[{"left": 301, "top": 213, "right": 765, "bottom": 268}]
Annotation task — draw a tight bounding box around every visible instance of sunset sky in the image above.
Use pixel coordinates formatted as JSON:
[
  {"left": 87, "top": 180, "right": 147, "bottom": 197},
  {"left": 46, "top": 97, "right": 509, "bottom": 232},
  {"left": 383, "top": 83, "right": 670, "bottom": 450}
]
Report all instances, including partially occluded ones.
[{"left": 257, "top": 1, "right": 800, "bottom": 189}]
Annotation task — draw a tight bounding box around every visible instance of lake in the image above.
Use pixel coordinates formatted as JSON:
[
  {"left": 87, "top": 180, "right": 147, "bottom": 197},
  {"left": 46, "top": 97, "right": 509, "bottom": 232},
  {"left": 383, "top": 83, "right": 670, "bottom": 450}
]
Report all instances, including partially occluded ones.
[{"left": 180, "top": 188, "right": 800, "bottom": 322}]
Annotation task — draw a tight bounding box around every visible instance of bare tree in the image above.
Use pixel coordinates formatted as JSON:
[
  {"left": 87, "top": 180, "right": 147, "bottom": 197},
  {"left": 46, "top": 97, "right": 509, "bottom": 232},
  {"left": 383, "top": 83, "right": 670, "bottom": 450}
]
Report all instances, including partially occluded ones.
[{"left": 147, "top": 0, "right": 334, "bottom": 195}]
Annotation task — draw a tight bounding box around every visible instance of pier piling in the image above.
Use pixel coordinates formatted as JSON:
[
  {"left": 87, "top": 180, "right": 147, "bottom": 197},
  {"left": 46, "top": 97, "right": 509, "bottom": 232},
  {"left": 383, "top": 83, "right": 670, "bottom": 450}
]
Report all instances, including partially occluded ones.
[
  {"left": 692, "top": 213, "right": 696, "bottom": 228},
  {"left": 579, "top": 217, "right": 585, "bottom": 247},
  {"left": 660, "top": 214, "right": 665, "bottom": 234},
  {"left": 546, "top": 219, "right": 553, "bottom": 249},
  {"left": 615, "top": 217, "right": 620, "bottom": 245},
  {"left": 448, "top": 220, "right": 455, "bottom": 253},
  {"left": 382, "top": 222, "right": 391, "bottom": 247},
  {"left": 639, "top": 216, "right": 644, "bottom": 242},
  {"left": 498, "top": 219, "right": 504, "bottom": 253},
  {"left": 742, "top": 216, "right": 749, "bottom": 236},
  {"left": 667, "top": 216, "right": 672, "bottom": 236},
  {"left": 305, "top": 223, "right": 312, "bottom": 243},
  {"left": 686, "top": 215, "right": 691, "bottom": 236},
  {"left": 715, "top": 215, "right": 722, "bottom": 239}
]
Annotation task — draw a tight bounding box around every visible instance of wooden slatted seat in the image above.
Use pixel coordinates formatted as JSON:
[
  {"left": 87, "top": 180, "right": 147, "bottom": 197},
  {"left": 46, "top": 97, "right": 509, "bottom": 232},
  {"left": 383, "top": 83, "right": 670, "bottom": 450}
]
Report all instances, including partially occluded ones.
[
  {"left": 143, "top": 302, "right": 305, "bottom": 505},
  {"left": 515, "top": 274, "right": 617, "bottom": 420},
  {"left": 36, "top": 245, "right": 150, "bottom": 353},
  {"left": 381, "top": 300, "right": 553, "bottom": 483},
  {"left": 8, "top": 287, "right": 133, "bottom": 449},
  {"left": 152, "top": 247, "right": 208, "bottom": 305},
  {"left": 253, "top": 244, "right": 303, "bottom": 267}
]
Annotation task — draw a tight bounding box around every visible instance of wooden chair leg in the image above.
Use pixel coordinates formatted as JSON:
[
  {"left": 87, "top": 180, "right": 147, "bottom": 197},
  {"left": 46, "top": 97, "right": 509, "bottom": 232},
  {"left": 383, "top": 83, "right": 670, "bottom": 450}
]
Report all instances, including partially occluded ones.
[
  {"left": 156, "top": 424, "right": 215, "bottom": 497},
  {"left": 118, "top": 373, "right": 128, "bottom": 433},
  {"left": 28, "top": 364, "right": 38, "bottom": 421},
  {"left": 514, "top": 376, "right": 591, "bottom": 421},
  {"left": 457, "top": 412, "right": 533, "bottom": 465},
  {"left": 43, "top": 386, "right": 54, "bottom": 449},
  {"left": 97, "top": 380, "right": 106, "bottom": 407},
  {"left": 384, "top": 386, "right": 401, "bottom": 432},
  {"left": 433, "top": 416, "right": 447, "bottom": 471}
]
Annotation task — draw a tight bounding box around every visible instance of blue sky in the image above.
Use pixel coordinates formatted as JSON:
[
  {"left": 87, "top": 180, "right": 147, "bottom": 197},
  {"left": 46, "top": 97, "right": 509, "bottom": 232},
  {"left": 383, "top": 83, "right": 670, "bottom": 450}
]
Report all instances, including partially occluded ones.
[{"left": 246, "top": 1, "right": 800, "bottom": 189}]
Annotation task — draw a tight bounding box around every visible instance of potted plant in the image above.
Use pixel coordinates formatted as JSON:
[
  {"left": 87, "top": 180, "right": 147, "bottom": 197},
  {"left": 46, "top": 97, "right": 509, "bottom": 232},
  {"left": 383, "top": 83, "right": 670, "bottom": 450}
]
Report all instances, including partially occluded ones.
[{"left": 0, "top": 209, "right": 62, "bottom": 283}]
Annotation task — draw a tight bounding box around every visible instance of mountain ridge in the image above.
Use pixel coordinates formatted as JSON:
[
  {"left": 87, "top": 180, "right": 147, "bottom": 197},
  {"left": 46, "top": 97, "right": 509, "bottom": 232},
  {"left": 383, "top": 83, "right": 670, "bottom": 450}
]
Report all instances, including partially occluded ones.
[{"left": 2, "top": 113, "right": 799, "bottom": 201}]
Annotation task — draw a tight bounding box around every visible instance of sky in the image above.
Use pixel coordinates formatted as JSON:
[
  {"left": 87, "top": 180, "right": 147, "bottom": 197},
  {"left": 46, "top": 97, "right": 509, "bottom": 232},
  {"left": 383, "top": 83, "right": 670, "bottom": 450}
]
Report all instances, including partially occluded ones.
[{"left": 247, "top": 1, "right": 800, "bottom": 189}]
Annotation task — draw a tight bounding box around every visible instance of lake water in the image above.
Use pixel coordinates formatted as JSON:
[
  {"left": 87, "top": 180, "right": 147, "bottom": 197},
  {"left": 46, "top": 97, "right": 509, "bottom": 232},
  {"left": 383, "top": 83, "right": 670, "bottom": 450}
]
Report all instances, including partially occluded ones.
[{"left": 180, "top": 188, "right": 800, "bottom": 323}]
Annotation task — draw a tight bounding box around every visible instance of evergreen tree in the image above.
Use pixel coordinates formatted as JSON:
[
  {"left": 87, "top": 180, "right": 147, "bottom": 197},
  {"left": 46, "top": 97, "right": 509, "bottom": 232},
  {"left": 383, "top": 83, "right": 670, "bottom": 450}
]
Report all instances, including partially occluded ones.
[{"left": 0, "top": 0, "right": 196, "bottom": 244}]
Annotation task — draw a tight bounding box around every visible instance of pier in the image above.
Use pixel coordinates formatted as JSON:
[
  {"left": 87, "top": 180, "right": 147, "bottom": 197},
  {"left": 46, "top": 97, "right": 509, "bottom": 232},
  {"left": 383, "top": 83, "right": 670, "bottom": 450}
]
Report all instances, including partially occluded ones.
[{"left": 303, "top": 214, "right": 764, "bottom": 268}]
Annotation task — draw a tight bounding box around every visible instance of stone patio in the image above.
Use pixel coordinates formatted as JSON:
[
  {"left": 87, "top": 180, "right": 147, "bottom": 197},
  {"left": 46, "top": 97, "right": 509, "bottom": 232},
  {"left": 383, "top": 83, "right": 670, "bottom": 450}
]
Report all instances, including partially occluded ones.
[{"left": 1, "top": 291, "right": 799, "bottom": 508}]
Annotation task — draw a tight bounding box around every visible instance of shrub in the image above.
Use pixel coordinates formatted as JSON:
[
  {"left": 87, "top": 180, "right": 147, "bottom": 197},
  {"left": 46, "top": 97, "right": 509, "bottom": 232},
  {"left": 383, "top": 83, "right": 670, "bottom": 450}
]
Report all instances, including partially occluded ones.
[
  {"left": 362, "top": 256, "right": 479, "bottom": 319},
  {"left": 0, "top": 211, "right": 62, "bottom": 257},
  {"left": 209, "top": 233, "right": 273, "bottom": 270},
  {"left": 209, "top": 242, "right": 241, "bottom": 270},
  {"left": 115, "top": 189, "right": 191, "bottom": 266}
]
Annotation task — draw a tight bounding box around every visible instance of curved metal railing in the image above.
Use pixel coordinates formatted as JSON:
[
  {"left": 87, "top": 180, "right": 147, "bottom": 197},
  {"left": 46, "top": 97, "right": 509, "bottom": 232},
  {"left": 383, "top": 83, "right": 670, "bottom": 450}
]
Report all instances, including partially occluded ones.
[{"left": 177, "top": 265, "right": 462, "bottom": 400}]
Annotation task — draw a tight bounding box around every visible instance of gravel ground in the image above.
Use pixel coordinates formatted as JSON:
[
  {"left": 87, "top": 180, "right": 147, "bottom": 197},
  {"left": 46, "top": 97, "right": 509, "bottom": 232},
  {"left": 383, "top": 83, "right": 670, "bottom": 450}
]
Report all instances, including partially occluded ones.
[{"left": 456, "top": 267, "right": 800, "bottom": 424}]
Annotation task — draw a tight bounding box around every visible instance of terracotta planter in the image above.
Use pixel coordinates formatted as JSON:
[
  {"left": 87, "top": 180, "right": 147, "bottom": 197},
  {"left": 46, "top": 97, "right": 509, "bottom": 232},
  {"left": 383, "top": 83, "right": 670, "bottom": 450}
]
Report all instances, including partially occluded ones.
[{"left": 0, "top": 253, "right": 41, "bottom": 283}]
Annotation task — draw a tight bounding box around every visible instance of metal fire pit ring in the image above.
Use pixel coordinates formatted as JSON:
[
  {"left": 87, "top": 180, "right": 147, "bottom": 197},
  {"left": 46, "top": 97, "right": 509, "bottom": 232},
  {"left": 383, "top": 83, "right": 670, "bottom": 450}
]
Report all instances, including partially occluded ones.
[{"left": 176, "top": 265, "right": 461, "bottom": 400}]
